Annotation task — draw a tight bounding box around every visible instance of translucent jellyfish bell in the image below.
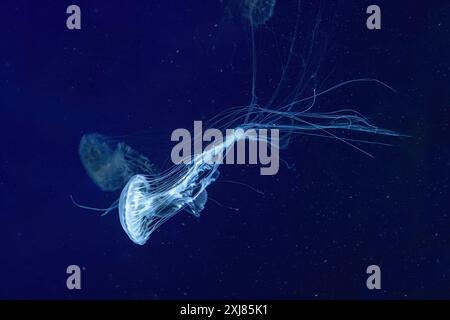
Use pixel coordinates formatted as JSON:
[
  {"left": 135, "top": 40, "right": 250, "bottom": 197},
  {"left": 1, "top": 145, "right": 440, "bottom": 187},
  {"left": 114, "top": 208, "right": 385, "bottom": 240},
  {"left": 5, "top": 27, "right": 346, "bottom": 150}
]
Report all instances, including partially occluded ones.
[
  {"left": 79, "top": 133, "right": 157, "bottom": 191},
  {"left": 118, "top": 174, "right": 200, "bottom": 245},
  {"left": 241, "top": 0, "right": 276, "bottom": 26},
  {"left": 119, "top": 163, "right": 220, "bottom": 245},
  {"left": 119, "top": 174, "right": 152, "bottom": 245}
]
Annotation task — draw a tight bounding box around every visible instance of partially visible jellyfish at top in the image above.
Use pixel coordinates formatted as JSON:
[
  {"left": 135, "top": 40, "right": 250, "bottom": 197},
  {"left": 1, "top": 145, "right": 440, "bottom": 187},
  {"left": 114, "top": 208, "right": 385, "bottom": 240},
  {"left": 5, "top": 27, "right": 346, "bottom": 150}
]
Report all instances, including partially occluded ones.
[
  {"left": 226, "top": 0, "right": 276, "bottom": 27},
  {"left": 76, "top": 1, "right": 403, "bottom": 246},
  {"left": 242, "top": 0, "right": 276, "bottom": 26}
]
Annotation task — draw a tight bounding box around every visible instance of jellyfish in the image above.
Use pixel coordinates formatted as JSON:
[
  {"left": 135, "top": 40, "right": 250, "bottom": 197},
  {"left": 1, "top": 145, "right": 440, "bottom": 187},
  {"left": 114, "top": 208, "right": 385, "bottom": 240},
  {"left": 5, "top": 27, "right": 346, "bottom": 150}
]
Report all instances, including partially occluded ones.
[
  {"left": 77, "top": 133, "right": 209, "bottom": 220},
  {"left": 78, "top": 133, "right": 157, "bottom": 192},
  {"left": 119, "top": 166, "right": 219, "bottom": 245},
  {"left": 118, "top": 95, "right": 400, "bottom": 245},
  {"left": 78, "top": 1, "right": 403, "bottom": 245},
  {"left": 226, "top": 0, "right": 276, "bottom": 27},
  {"left": 240, "top": 0, "right": 276, "bottom": 26}
]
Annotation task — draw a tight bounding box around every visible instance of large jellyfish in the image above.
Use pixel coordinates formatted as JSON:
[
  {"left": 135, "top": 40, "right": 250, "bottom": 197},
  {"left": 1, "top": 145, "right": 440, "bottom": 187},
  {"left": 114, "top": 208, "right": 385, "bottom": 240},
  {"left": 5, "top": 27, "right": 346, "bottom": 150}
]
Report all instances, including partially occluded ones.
[
  {"left": 79, "top": 1, "right": 402, "bottom": 245},
  {"left": 118, "top": 99, "right": 399, "bottom": 245},
  {"left": 79, "top": 133, "right": 157, "bottom": 192}
]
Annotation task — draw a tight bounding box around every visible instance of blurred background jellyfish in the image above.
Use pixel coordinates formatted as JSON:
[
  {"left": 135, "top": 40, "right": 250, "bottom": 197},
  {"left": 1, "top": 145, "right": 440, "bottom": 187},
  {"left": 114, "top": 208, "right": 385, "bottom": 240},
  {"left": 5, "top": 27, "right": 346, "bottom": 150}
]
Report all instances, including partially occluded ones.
[
  {"left": 79, "top": 133, "right": 157, "bottom": 192},
  {"left": 77, "top": 133, "right": 208, "bottom": 221},
  {"left": 240, "top": 0, "right": 276, "bottom": 26},
  {"left": 226, "top": 0, "right": 276, "bottom": 26},
  {"left": 225, "top": 0, "right": 277, "bottom": 119}
]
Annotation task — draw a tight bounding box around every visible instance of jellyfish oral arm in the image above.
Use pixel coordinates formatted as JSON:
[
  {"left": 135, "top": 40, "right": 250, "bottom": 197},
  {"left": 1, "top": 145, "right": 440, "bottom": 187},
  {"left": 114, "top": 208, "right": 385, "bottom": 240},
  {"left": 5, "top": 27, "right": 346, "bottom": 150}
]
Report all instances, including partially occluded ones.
[{"left": 171, "top": 123, "right": 280, "bottom": 175}]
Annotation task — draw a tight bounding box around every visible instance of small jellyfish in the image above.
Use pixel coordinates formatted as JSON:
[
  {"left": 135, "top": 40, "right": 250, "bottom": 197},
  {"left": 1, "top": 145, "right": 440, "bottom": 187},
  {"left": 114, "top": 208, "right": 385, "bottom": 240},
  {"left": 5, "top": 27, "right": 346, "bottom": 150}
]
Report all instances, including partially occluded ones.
[
  {"left": 225, "top": 0, "right": 276, "bottom": 27},
  {"left": 79, "top": 133, "right": 157, "bottom": 192},
  {"left": 241, "top": 0, "right": 276, "bottom": 26}
]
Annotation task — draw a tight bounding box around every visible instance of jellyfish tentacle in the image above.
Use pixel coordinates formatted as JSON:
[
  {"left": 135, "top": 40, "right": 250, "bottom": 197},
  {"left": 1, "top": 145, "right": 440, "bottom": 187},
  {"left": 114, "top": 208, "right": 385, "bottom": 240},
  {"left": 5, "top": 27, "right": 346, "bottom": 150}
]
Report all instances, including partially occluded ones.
[{"left": 70, "top": 195, "right": 119, "bottom": 216}]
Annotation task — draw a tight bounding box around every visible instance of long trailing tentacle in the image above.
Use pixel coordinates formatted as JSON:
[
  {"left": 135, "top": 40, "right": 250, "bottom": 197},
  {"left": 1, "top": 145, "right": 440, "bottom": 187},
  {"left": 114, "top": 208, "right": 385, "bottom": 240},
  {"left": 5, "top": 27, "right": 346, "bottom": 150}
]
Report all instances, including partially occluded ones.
[{"left": 70, "top": 195, "right": 119, "bottom": 216}]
